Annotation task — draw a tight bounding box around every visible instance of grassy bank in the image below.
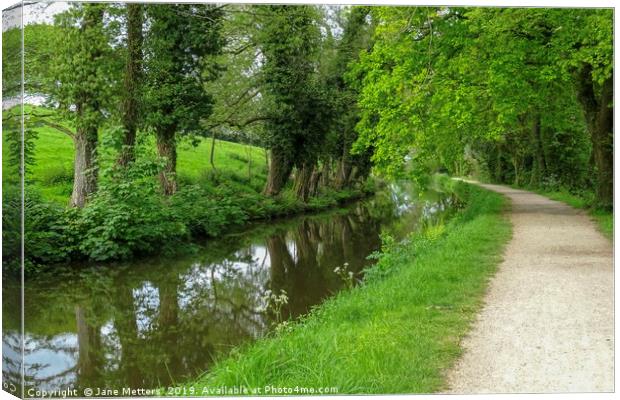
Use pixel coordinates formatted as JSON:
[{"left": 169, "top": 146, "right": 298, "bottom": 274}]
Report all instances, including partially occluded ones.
[{"left": 176, "top": 181, "right": 511, "bottom": 395}]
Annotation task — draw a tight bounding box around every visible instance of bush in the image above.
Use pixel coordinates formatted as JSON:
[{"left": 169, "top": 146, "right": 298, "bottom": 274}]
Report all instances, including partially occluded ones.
[
  {"left": 13, "top": 158, "right": 371, "bottom": 270},
  {"left": 3, "top": 186, "right": 78, "bottom": 272},
  {"left": 25, "top": 193, "right": 78, "bottom": 265},
  {"left": 2, "top": 185, "right": 21, "bottom": 271},
  {"left": 74, "top": 161, "right": 188, "bottom": 261},
  {"left": 170, "top": 185, "right": 248, "bottom": 237}
]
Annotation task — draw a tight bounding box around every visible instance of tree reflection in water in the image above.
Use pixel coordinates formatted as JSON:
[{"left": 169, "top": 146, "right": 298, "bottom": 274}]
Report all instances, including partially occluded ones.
[{"left": 3, "top": 185, "right": 455, "bottom": 394}]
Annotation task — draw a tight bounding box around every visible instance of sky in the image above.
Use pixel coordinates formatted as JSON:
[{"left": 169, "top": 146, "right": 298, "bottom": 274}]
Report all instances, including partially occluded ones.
[{"left": 2, "top": 1, "right": 69, "bottom": 31}]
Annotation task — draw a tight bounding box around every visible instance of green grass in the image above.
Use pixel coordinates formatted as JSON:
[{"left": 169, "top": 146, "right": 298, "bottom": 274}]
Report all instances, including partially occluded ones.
[
  {"left": 3, "top": 106, "right": 268, "bottom": 204},
  {"left": 176, "top": 181, "right": 511, "bottom": 395}
]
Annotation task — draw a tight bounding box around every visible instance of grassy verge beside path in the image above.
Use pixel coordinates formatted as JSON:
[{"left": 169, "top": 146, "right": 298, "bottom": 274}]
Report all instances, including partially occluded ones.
[{"left": 177, "top": 181, "right": 512, "bottom": 395}]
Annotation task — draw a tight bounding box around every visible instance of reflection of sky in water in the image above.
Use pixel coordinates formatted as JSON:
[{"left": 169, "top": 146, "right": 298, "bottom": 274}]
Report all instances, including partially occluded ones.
[
  {"left": 101, "top": 320, "right": 121, "bottom": 372},
  {"left": 23, "top": 333, "right": 77, "bottom": 391},
  {"left": 3, "top": 330, "right": 22, "bottom": 385},
  {"left": 132, "top": 282, "right": 160, "bottom": 338},
  {"left": 286, "top": 241, "right": 298, "bottom": 264},
  {"left": 389, "top": 183, "right": 415, "bottom": 215},
  {"left": 177, "top": 243, "right": 271, "bottom": 334}
]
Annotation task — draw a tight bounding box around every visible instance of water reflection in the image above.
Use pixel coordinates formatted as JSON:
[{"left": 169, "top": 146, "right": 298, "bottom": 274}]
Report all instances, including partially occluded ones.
[{"left": 3, "top": 184, "right": 456, "bottom": 395}]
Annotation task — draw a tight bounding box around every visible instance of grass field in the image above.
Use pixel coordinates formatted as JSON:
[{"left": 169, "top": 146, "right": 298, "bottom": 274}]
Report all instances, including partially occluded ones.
[
  {"left": 175, "top": 181, "right": 511, "bottom": 395},
  {"left": 3, "top": 106, "right": 268, "bottom": 204}
]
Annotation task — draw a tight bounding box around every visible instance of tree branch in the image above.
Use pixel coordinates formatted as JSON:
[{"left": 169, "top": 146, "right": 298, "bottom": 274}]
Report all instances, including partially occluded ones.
[{"left": 38, "top": 119, "right": 76, "bottom": 139}]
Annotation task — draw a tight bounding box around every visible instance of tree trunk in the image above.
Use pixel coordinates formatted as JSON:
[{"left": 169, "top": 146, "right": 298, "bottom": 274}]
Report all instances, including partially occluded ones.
[
  {"left": 494, "top": 143, "right": 504, "bottom": 183},
  {"left": 294, "top": 162, "right": 313, "bottom": 202},
  {"left": 156, "top": 127, "right": 177, "bottom": 195},
  {"left": 334, "top": 156, "right": 352, "bottom": 189},
  {"left": 264, "top": 147, "right": 293, "bottom": 196},
  {"left": 117, "top": 4, "right": 143, "bottom": 167},
  {"left": 210, "top": 130, "right": 217, "bottom": 172},
  {"left": 576, "top": 65, "right": 613, "bottom": 209},
  {"left": 70, "top": 7, "right": 103, "bottom": 208},
  {"left": 513, "top": 155, "right": 520, "bottom": 187},
  {"left": 308, "top": 166, "right": 322, "bottom": 197},
  {"left": 349, "top": 166, "right": 359, "bottom": 187},
  {"left": 594, "top": 76, "right": 613, "bottom": 208},
  {"left": 529, "top": 114, "right": 546, "bottom": 187},
  {"left": 320, "top": 159, "right": 331, "bottom": 188},
  {"left": 70, "top": 127, "right": 98, "bottom": 208}
]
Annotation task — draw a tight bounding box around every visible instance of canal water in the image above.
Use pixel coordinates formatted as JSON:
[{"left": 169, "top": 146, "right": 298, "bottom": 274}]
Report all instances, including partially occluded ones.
[{"left": 2, "top": 183, "right": 456, "bottom": 395}]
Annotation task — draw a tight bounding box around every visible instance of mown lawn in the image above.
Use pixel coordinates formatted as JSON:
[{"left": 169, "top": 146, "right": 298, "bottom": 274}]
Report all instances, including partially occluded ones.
[{"left": 174, "top": 181, "right": 512, "bottom": 395}]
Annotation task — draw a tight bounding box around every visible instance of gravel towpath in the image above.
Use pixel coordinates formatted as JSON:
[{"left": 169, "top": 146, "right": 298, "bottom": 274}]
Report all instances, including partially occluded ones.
[{"left": 446, "top": 183, "right": 613, "bottom": 393}]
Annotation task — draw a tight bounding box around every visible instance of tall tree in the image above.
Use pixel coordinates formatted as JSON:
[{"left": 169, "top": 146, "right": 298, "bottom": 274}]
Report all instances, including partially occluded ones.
[
  {"left": 550, "top": 9, "right": 614, "bottom": 208},
  {"left": 353, "top": 7, "right": 611, "bottom": 203},
  {"left": 52, "top": 4, "right": 119, "bottom": 207},
  {"left": 328, "top": 6, "right": 374, "bottom": 190},
  {"left": 117, "top": 4, "right": 144, "bottom": 167},
  {"left": 257, "top": 5, "right": 322, "bottom": 196},
  {"left": 143, "top": 4, "right": 223, "bottom": 195},
  {"left": 202, "top": 5, "right": 267, "bottom": 173}
]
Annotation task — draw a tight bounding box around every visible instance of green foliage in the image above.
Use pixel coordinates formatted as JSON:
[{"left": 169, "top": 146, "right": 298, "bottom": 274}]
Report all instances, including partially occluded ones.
[
  {"left": 352, "top": 7, "right": 612, "bottom": 202},
  {"left": 2, "top": 185, "right": 21, "bottom": 272},
  {"left": 75, "top": 161, "right": 188, "bottom": 261},
  {"left": 323, "top": 6, "right": 375, "bottom": 178},
  {"left": 51, "top": 3, "right": 121, "bottom": 131},
  {"left": 143, "top": 4, "right": 223, "bottom": 135},
  {"left": 2, "top": 26, "right": 21, "bottom": 98},
  {"left": 170, "top": 185, "right": 248, "bottom": 237},
  {"left": 24, "top": 191, "right": 77, "bottom": 266}
]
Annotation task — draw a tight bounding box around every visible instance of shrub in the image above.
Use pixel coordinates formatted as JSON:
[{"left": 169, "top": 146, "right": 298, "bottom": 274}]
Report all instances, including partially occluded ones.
[
  {"left": 74, "top": 161, "right": 188, "bottom": 261},
  {"left": 170, "top": 185, "right": 248, "bottom": 237},
  {"left": 2, "top": 185, "right": 21, "bottom": 271}
]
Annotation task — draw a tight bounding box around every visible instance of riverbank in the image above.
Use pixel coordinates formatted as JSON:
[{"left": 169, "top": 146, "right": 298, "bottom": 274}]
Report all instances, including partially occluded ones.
[
  {"left": 176, "top": 180, "right": 511, "bottom": 395},
  {"left": 5, "top": 182, "right": 372, "bottom": 274}
]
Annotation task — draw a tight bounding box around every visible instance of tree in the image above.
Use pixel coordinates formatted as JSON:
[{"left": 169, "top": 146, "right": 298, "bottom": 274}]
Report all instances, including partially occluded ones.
[
  {"left": 202, "top": 5, "right": 267, "bottom": 174},
  {"left": 327, "top": 6, "right": 374, "bottom": 190},
  {"left": 52, "top": 4, "right": 120, "bottom": 207},
  {"left": 117, "top": 4, "right": 144, "bottom": 167},
  {"left": 550, "top": 9, "right": 613, "bottom": 208},
  {"left": 352, "top": 6, "right": 611, "bottom": 204},
  {"left": 143, "top": 4, "right": 223, "bottom": 195},
  {"left": 257, "top": 5, "right": 322, "bottom": 197}
]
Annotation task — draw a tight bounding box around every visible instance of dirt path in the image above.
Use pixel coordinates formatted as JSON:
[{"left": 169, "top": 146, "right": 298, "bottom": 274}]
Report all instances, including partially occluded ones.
[{"left": 446, "top": 183, "right": 613, "bottom": 393}]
